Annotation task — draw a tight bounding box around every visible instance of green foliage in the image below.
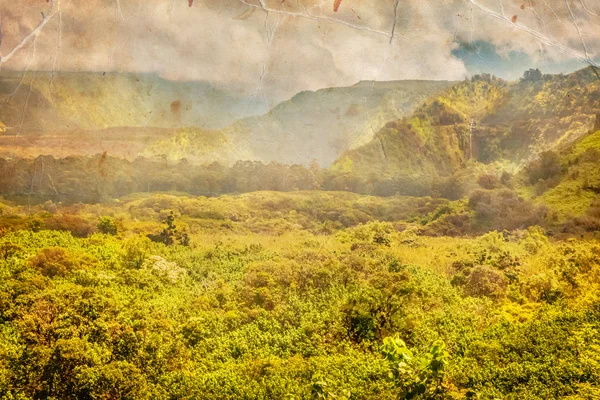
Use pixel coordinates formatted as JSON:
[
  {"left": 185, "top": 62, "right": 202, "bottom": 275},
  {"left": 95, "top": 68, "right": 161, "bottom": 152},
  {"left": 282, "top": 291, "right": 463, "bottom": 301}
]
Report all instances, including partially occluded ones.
[
  {"left": 342, "top": 270, "right": 412, "bottom": 343},
  {"left": 146, "top": 212, "right": 190, "bottom": 246},
  {"left": 526, "top": 150, "right": 563, "bottom": 185},
  {"left": 97, "top": 216, "right": 118, "bottom": 235},
  {"left": 121, "top": 235, "right": 151, "bottom": 269},
  {"left": 517, "top": 130, "right": 600, "bottom": 224},
  {"left": 0, "top": 189, "right": 600, "bottom": 399},
  {"left": 309, "top": 375, "right": 351, "bottom": 400},
  {"left": 381, "top": 335, "right": 449, "bottom": 399}
]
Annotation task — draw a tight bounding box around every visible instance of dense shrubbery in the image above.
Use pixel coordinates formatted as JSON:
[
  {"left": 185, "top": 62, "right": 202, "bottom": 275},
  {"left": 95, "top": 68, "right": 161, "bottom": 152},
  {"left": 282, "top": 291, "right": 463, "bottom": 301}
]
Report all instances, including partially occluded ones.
[{"left": 0, "top": 192, "right": 599, "bottom": 399}]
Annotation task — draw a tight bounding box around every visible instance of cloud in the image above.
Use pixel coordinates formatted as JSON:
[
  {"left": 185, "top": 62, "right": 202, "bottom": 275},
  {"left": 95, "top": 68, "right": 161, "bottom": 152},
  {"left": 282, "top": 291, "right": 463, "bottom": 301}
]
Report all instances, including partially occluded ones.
[{"left": 0, "top": 0, "right": 598, "bottom": 105}]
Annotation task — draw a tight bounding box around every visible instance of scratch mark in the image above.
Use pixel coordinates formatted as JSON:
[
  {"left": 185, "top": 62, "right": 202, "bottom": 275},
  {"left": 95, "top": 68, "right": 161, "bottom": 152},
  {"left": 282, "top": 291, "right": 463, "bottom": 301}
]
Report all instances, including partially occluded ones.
[
  {"left": 236, "top": 0, "right": 391, "bottom": 38},
  {"left": 390, "top": 0, "right": 400, "bottom": 43},
  {"left": 565, "top": 0, "right": 591, "bottom": 62},
  {"left": 469, "top": 4, "right": 491, "bottom": 67},
  {"left": 579, "top": 0, "right": 600, "bottom": 18},
  {"left": 467, "top": 0, "right": 599, "bottom": 67},
  {"left": 49, "top": 0, "right": 63, "bottom": 106},
  {"left": 0, "top": 0, "right": 56, "bottom": 64},
  {"left": 377, "top": 135, "right": 388, "bottom": 160},
  {"left": 46, "top": 173, "right": 58, "bottom": 195},
  {"left": 116, "top": 0, "right": 125, "bottom": 20}
]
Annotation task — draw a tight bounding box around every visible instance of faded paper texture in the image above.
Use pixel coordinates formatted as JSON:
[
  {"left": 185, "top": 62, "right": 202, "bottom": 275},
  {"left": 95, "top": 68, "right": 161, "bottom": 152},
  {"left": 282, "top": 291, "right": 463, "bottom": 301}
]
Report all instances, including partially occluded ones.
[
  {"left": 0, "top": 0, "right": 598, "bottom": 166},
  {"left": 1, "top": 1, "right": 600, "bottom": 399}
]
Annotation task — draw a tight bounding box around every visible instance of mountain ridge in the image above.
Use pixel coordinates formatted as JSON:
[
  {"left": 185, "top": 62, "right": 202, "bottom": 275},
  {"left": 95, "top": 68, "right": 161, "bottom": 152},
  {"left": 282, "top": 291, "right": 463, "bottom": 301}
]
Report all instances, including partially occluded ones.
[
  {"left": 333, "top": 68, "right": 600, "bottom": 180},
  {"left": 0, "top": 70, "right": 266, "bottom": 132},
  {"left": 146, "top": 79, "right": 456, "bottom": 167}
]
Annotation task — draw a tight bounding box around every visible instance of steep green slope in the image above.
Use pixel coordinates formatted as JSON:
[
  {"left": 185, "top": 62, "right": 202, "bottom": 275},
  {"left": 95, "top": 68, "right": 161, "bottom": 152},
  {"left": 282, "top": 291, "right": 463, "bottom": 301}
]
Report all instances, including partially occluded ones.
[
  {"left": 519, "top": 128, "right": 600, "bottom": 221},
  {"left": 332, "top": 76, "right": 507, "bottom": 177},
  {"left": 334, "top": 68, "right": 600, "bottom": 179},
  {"left": 476, "top": 68, "right": 599, "bottom": 163}
]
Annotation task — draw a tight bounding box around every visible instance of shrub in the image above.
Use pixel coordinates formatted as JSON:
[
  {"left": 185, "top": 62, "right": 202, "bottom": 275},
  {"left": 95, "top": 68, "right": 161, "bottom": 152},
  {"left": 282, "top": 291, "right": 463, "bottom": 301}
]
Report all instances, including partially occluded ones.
[
  {"left": 462, "top": 265, "right": 509, "bottom": 300},
  {"left": 521, "top": 273, "right": 562, "bottom": 303},
  {"left": 29, "top": 247, "right": 83, "bottom": 278},
  {"left": 477, "top": 173, "right": 499, "bottom": 190},
  {"left": 381, "top": 335, "right": 449, "bottom": 399},
  {"left": 526, "top": 151, "right": 562, "bottom": 185},
  {"left": 147, "top": 212, "right": 190, "bottom": 246},
  {"left": 121, "top": 235, "right": 152, "bottom": 269},
  {"left": 342, "top": 271, "right": 411, "bottom": 343},
  {"left": 468, "top": 189, "right": 548, "bottom": 232},
  {"left": 97, "top": 217, "right": 118, "bottom": 235},
  {"left": 44, "top": 215, "right": 96, "bottom": 238}
]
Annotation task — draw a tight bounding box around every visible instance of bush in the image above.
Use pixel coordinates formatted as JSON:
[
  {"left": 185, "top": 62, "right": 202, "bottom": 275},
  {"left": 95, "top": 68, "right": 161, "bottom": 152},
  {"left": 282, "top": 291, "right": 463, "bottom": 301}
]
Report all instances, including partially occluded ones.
[
  {"left": 462, "top": 265, "right": 509, "bottom": 300},
  {"left": 147, "top": 212, "right": 190, "bottom": 246},
  {"left": 29, "top": 247, "right": 85, "bottom": 278},
  {"left": 468, "top": 189, "right": 548, "bottom": 232},
  {"left": 44, "top": 215, "right": 96, "bottom": 238},
  {"left": 477, "top": 173, "right": 499, "bottom": 190},
  {"left": 121, "top": 235, "right": 152, "bottom": 269},
  {"left": 380, "top": 335, "right": 449, "bottom": 399},
  {"left": 97, "top": 217, "right": 118, "bottom": 235},
  {"left": 526, "top": 151, "right": 562, "bottom": 185}
]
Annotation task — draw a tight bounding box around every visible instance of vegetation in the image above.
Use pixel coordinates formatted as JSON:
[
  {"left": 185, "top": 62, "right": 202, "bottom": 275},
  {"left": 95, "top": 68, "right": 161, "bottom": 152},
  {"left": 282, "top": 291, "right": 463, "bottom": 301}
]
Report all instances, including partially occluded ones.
[
  {"left": 335, "top": 68, "right": 599, "bottom": 180},
  {"left": 0, "top": 188, "right": 598, "bottom": 399},
  {"left": 517, "top": 128, "right": 600, "bottom": 228},
  {"left": 2, "top": 67, "right": 600, "bottom": 398}
]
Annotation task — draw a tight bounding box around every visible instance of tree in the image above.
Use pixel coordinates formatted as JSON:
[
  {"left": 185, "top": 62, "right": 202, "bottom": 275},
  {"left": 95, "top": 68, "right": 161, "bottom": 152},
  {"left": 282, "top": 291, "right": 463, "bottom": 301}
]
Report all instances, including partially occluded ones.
[
  {"left": 522, "top": 68, "right": 543, "bottom": 82},
  {"left": 526, "top": 151, "right": 562, "bottom": 184},
  {"left": 147, "top": 212, "right": 190, "bottom": 246},
  {"left": 477, "top": 173, "right": 499, "bottom": 190}
]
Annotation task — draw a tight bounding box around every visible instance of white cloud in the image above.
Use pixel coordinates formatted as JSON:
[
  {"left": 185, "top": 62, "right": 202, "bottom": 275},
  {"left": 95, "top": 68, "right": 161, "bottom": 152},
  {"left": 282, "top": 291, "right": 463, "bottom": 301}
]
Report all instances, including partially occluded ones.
[{"left": 0, "top": 0, "right": 598, "bottom": 105}]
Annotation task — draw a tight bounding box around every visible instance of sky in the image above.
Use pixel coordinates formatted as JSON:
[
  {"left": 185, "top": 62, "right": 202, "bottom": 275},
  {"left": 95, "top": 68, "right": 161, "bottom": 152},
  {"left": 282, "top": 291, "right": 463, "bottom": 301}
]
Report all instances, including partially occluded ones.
[{"left": 0, "top": 0, "right": 598, "bottom": 106}]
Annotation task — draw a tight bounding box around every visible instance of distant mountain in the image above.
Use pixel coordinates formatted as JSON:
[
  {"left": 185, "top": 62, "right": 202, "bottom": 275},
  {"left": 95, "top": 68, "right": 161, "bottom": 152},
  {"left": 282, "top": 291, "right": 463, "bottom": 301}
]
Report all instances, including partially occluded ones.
[
  {"left": 333, "top": 68, "right": 600, "bottom": 178},
  {"left": 144, "top": 80, "right": 455, "bottom": 166},
  {"left": 0, "top": 71, "right": 265, "bottom": 132}
]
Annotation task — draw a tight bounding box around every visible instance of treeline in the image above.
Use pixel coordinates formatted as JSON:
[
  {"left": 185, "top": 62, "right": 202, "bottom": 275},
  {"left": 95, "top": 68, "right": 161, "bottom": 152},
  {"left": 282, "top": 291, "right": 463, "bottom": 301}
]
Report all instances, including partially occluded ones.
[{"left": 0, "top": 155, "right": 446, "bottom": 203}]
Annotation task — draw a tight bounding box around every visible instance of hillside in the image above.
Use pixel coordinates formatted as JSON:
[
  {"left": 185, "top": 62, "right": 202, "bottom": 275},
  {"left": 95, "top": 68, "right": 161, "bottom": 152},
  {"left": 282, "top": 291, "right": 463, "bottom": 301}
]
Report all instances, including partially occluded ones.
[
  {"left": 0, "top": 71, "right": 265, "bottom": 132},
  {"left": 332, "top": 75, "right": 507, "bottom": 177},
  {"left": 145, "top": 80, "right": 455, "bottom": 166},
  {"left": 334, "top": 68, "right": 600, "bottom": 179},
  {"left": 518, "top": 127, "right": 600, "bottom": 222}
]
